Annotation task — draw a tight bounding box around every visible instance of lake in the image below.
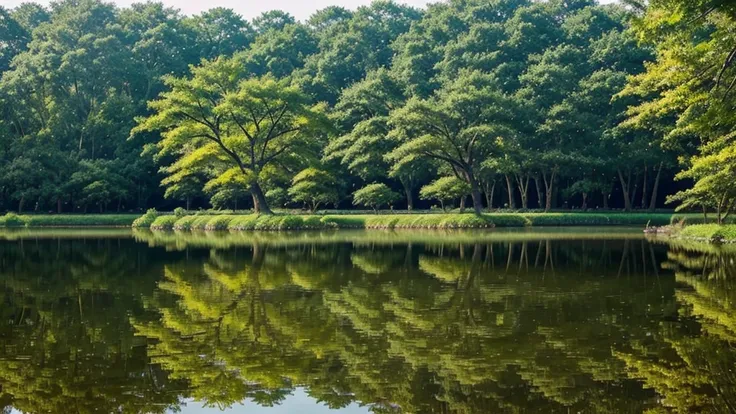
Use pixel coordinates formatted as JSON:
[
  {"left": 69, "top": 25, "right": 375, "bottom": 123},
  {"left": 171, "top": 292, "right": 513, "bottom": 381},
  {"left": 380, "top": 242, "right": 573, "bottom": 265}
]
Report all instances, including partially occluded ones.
[{"left": 1, "top": 228, "right": 734, "bottom": 413}]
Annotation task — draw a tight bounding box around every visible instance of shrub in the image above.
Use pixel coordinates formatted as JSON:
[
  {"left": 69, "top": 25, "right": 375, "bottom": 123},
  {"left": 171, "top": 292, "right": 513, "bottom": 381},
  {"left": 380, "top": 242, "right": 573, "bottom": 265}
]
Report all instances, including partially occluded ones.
[
  {"left": 173, "top": 215, "right": 198, "bottom": 231},
  {"left": 680, "top": 224, "right": 736, "bottom": 242},
  {"left": 132, "top": 209, "right": 158, "bottom": 228},
  {"left": 0, "top": 213, "right": 27, "bottom": 227},
  {"left": 22, "top": 215, "right": 138, "bottom": 227},
  {"left": 142, "top": 211, "right": 680, "bottom": 232},
  {"left": 174, "top": 207, "right": 187, "bottom": 218},
  {"left": 150, "top": 215, "right": 179, "bottom": 231},
  {"left": 228, "top": 215, "right": 260, "bottom": 230},
  {"left": 205, "top": 215, "right": 235, "bottom": 230}
]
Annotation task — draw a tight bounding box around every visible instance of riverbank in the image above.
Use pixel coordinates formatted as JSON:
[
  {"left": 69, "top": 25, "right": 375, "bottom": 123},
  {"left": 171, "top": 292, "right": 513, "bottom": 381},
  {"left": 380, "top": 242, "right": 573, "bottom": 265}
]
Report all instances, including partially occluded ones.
[
  {"left": 650, "top": 224, "right": 736, "bottom": 244},
  {"left": 0, "top": 213, "right": 139, "bottom": 227},
  {"left": 130, "top": 212, "right": 684, "bottom": 231},
  {"left": 0, "top": 211, "right": 714, "bottom": 230}
]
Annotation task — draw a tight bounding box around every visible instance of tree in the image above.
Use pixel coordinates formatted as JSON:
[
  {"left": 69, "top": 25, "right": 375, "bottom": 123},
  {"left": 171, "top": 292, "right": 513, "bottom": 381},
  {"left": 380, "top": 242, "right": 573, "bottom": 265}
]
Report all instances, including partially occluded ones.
[
  {"left": 288, "top": 167, "right": 339, "bottom": 212},
  {"left": 420, "top": 176, "right": 471, "bottom": 211},
  {"left": 0, "top": 6, "right": 29, "bottom": 72},
  {"left": 621, "top": 0, "right": 736, "bottom": 214},
  {"left": 388, "top": 71, "right": 518, "bottom": 214},
  {"left": 160, "top": 166, "right": 205, "bottom": 210},
  {"left": 185, "top": 8, "right": 254, "bottom": 60},
  {"left": 252, "top": 10, "right": 295, "bottom": 34},
  {"left": 133, "top": 57, "right": 331, "bottom": 214},
  {"left": 352, "top": 183, "right": 400, "bottom": 212},
  {"left": 668, "top": 135, "right": 736, "bottom": 224}
]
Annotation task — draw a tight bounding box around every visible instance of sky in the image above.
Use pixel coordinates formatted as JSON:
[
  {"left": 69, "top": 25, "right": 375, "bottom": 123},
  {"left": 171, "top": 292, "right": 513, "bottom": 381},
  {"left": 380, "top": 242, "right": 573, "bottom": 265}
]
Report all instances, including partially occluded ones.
[{"left": 2, "top": 0, "right": 620, "bottom": 21}]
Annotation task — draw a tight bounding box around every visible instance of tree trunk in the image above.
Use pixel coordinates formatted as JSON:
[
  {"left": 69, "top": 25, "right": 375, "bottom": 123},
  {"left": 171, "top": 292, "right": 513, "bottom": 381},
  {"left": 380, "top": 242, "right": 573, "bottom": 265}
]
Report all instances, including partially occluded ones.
[
  {"left": 641, "top": 165, "right": 648, "bottom": 209},
  {"left": 466, "top": 171, "right": 483, "bottom": 215},
  {"left": 534, "top": 175, "right": 544, "bottom": 210},
  {"left": 648, "top": 161, "right": 663, "bottom": 212},
  {"left": 484, "top": 181, "right": 496, "bottom": 211},
  {"left": 459, "top": 196, "right": 466, "bottom": 213},
  {"left": 505, "top": 175, "right": 516, "bottom": 209},
  {"left": 18, "top": 196, "right": 24, "bottom": 213},
  {"left": 618, "top": 169, "right": 632, "bottom": 212},
  {"left": 186, "top": 197, "right": 191, "bottom": 211},
  {"left": 603, "top": 190, "right": 610, "bottom": 210},
  {"left": 631, "top": 172, "right": 640, "bottom": 211},
  {"left": 250, "top": 182, "right": 273, "bottom": 215},
  {"left": 542, "top": 169, "right": 557, "bottom": 213},
  {"left": 515, "top": 173, "right": 530, "bottom": 209},
  {"left": 582, "top": 193, "right": 588, "bottom": 210},
  {"left": 402, "top": 179, "right": 414, "bottom": 211},
  {"left": 470, "top": 186, "right": 483, "bottom": 215},
  {"left": 57, "top": 198, "right": 62, "bottom": 214}
]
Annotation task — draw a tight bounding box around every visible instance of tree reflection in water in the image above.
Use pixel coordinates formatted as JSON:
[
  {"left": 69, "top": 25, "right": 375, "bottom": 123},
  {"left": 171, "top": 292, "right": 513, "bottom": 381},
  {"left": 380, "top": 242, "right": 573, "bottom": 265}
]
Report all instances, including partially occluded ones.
[{"left": 0, "top": 231, "right": 734, "bottom": 413}]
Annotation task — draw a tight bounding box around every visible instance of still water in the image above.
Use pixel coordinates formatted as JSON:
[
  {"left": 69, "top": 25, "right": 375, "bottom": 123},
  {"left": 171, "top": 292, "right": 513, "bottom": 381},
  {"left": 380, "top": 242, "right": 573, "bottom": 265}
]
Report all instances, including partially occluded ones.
[{"left": 1, "top": 228, "right": 734, "bottom": 413}]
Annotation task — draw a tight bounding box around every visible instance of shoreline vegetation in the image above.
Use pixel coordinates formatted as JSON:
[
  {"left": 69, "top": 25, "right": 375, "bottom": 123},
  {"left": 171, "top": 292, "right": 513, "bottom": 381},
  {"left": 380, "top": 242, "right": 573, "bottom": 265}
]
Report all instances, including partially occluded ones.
[
  {"left": 137, "top": 211, "right": 701, "bottom": 231},
  {"left": 646, "top": 224, "right": 736, "bottom": 244},
  {"left": 1, "top": 211, "right": 732, "bottom": 233}
]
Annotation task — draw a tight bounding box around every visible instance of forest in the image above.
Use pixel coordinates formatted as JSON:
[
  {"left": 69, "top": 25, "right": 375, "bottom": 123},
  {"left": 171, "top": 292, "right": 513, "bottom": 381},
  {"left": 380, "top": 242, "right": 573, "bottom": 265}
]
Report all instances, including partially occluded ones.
[{"left": 0, "top": 0, "right": 734, "bottom": 218}]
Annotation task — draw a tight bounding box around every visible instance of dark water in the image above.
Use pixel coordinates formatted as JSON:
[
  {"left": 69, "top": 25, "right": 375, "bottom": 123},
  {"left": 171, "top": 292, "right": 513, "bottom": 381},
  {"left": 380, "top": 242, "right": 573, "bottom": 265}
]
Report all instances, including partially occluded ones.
[{"left": 1, "top": 228, "right": 735, "bottom": 413}]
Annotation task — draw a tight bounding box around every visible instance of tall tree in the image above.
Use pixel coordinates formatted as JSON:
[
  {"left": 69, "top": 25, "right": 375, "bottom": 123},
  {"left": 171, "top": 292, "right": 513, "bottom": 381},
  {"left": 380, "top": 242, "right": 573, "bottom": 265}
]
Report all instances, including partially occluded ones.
[
  {"left": 133, "top": 57, "right": 330, "bottom": 214},
  {"left": 388, "top": 71, "right": 518, "bottom": 214}
]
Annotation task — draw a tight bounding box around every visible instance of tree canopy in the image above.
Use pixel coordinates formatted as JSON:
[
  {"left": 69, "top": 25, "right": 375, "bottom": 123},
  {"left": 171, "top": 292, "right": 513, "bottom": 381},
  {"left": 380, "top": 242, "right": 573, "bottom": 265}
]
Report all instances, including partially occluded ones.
[{"left": 0, "top": 0, "right": 730, "bottom": 216}]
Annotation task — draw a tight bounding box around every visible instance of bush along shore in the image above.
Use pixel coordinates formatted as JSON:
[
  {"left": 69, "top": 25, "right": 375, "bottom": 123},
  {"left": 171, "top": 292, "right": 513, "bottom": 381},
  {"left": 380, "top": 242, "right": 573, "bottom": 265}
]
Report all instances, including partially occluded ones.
[
  {"left": 0, "top": 213, "right": 139, "bottom": 228},
  {"left": 645, "top": 223, "right": 736, "bottom": 244},
  {"left": 128, "top": 210, "right": 690, "bottom": 232},
  {"left": 0, "top": 211, "right": 721, "bottom": 230}
]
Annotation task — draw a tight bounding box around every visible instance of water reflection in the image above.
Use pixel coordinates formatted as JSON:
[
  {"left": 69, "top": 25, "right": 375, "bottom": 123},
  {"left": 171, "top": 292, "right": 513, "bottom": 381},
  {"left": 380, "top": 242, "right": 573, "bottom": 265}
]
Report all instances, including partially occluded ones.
[{"left": 0, "top": 230, "right": 734, "bottom": 413}]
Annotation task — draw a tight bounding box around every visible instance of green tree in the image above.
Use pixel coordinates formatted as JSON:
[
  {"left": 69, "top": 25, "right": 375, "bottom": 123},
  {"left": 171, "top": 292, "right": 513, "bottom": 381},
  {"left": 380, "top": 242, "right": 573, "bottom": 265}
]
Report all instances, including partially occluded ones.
[
  {"left": 133, "top": 57, "right": 330, "bottom": 214},
  {"left": 0, "top": 6, "right": 30, "bottom": 71},
  {"left": 352, "top": 183, "right": 400, "bottom": 212},
  {"left": 668, "top": 135, "right": 736, "bottom": 224},
  {"left": 288, "top": 167, "right": 339, "bottom": 212},
  {"left": 420, "top": 176, "right": 471, "bottom": 211},
  {"left": 388, "top": 71, "right": 518, "bottom": 214},
  {"left": 185, "top": 8, "right": 254, "bottom": 60}
]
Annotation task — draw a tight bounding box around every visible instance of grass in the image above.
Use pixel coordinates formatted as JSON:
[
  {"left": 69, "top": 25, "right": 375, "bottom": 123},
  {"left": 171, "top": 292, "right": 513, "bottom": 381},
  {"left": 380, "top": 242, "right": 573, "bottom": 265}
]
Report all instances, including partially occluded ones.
[
  {"left": 0, "top": 213, "right": 139, "bottom": 227},
  {"left": 679, "top": 224, "right": 736, "bottom": 243},
  {"left": 131, "top": 211, "right": 686, "bottom": 232},
  {"left": 0, "top": 210, "right": 713, "bottom": 230}
]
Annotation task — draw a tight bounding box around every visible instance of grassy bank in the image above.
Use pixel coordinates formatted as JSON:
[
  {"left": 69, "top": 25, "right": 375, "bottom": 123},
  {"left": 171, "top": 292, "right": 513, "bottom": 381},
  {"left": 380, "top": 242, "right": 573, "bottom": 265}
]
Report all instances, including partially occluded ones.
[
  {"left": 0, "top": 213, "right": 138, "bottom": 227},
  {"left": 132, "top": 212, "right": 684, "bottom": 232},
  {"left": 678, "top": 224, "right": 736, "bottom": 243},
  {"left": 0, "top": 211, "right": 713, "bottom": 230}
]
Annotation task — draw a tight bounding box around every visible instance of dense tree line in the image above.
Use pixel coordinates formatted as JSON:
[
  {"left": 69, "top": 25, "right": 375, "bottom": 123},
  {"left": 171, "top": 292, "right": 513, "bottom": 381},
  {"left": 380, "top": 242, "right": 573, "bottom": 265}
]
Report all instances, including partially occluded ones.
[{"left": 0, "top": 0, "right": 731, "bottom": 215}]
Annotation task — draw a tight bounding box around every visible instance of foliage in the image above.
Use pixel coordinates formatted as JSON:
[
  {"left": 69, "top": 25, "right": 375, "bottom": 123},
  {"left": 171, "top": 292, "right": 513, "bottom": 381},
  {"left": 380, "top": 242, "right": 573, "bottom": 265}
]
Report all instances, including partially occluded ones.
[
  {"left": 133, "top": 59, "right": 330, "bottom": 214},
  {"left": 150, "top": 215, "right": 179, "bottom": 231},
  {"left": 352, "top": 183, "right": 401, "bottom": 211},
  {"left": 679, "top": 224, "right": 736, "bottom": 242},
  {"left": 0, "top": 0, "right": 720, "bottom": 218},
  {"left": 0, "top": 212, "right": 26, "bottom": 227},
  {"left": 140, "top": 212, "right": 679, "bottom": 231},
  {"left": 288, "top": 168, "right": 339, "bottom": 212},
  {"left": 420, "top": 176, "right": 471, "bottom": 211},
  {"left": 132, "top": 209, "right": 159, "bottom": 228}
]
